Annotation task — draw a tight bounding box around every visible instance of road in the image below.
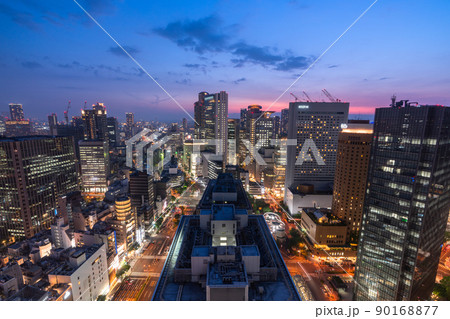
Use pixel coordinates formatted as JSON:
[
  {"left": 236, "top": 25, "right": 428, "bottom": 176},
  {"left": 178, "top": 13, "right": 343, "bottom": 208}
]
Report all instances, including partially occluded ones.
[
  {"left": 436, "top": 243, "right": 450, "bottom": 282},
  {"left": 111, "top": 178, "right": 205, "bottom": 301}
]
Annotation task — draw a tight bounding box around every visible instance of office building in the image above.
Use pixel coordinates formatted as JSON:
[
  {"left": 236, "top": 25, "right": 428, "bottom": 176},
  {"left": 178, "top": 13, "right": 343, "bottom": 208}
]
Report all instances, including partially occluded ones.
[
  {"left": 246, "top": 105, "right": 274, "bottom": 148},
  {"left": 107, "top": 117, "right": 118, "bottom": 147},
  {"left": 194, "top": 91, "right": 228, "bottom": 163},
  {"left": 9, "top": 104, "right": 24, "bottom": 121},
  {"left": 152, "top": 174, "right": 300, "bottom": 301},
  {"left": 285, "top": 101, "right": 349, "bottom": 193},
  {"left": 0, "top": 136, "right": 79, "bottom": 241},
  {"left": 81, "top": 103, "right": 108, "bottom": 143},
  {"left": 129, "top": 170, "right": 154, "bottom": 224},
  {"left": 126, "top": 112, "right": 134, "bottom": 139},
  {"left": 354, "top": 102, "right": 450, "bottom": 301},
  {"left": 108, "top": 197, "right": 135, "bottom": 253},
  {"left": 301, "top": 209, "right": 347, "bottom": 246},
  {"left": 227, "top": 118, "right": 240, "bottom": 165},
  {"left": 331, "top": 120, "right": 373, "bottom": 242},
  {"left": 48, "top": 113, "right": 58, "bottom": 135},
  {"left": 4, "top": 120, "right": 31, "bottom": 137},
  {"left": 79, "top": 140, "right": 109, "bottom": 199},
  {"left": 281, "top": 108, "right": 289, "bottom": 136}
]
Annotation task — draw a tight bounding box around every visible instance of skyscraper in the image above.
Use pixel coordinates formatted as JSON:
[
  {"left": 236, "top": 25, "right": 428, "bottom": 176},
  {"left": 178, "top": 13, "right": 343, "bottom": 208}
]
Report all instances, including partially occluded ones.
[
  {"left": 194, "top": 91, "right": 228, "bottom": 163},
  {"left": 281, "top": 108, "right": 289, "bottom": 136},
  {"left": 194, "top": 92, "right": 208, "bottom": 139},
  {"left": 126, "top": 112, "right": 134, "bottom": 139},
  {"left": 107, "top": 117, "right": 118, "bottom": 147},
  {"left": 240, "top": 108, "right": 248, "bottom": 130},
  {"left": 81, "top": 103, "right": 108, "bottom": 143},
  {"left": 129, "top": 170, "right": 154, "bottom": 224},
  {"left": 331, "top": 120, "right": 373, "bottom": 242},
  {"left": 354, "top": 102, "right": 450, "bottom": 301},
  {"left": 0, "top": 136, "right": 79, "bottom": 241},
  {"left": 79, "top": 140, "right": 109, "bottom": 199},
  {"left": 48, "top": 113, "right": 58, "bottom": 135},
  {"left": 227, "top": 118, "right": 240, "bottom": 165},
  {"left": 9, "top": 104, "right": 24, "bottom": 121},
  {"left": 245, "top": 105, "right": 274, "bottom": 148},
  {"left": 285, "top": 101, "right": 349, "bottom": 193}
]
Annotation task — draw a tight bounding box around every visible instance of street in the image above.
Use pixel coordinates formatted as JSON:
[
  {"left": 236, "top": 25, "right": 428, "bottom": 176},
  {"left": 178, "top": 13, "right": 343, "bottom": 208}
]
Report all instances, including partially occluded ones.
[{"left": 111, "top": 178, "right": 205, "bottom": 301}]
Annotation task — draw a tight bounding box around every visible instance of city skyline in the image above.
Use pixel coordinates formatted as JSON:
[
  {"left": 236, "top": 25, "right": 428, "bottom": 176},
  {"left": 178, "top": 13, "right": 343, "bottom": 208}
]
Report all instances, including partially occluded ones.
[{"left": 1, "top": 0, "right": 450, "bottom": 121}]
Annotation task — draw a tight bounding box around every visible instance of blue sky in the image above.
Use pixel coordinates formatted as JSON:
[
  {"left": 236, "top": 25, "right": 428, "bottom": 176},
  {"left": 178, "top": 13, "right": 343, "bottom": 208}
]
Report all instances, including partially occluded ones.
[{"left": 0, "top": 0, "right": 449, "bottom": 122}]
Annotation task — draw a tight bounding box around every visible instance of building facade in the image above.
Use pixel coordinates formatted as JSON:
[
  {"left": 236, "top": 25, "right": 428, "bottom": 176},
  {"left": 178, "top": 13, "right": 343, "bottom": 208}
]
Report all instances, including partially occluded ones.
[
  {"left": 0, "top": 136, "right": 79, "bottom": 241},
  {"left": 285, "top": 101, "right": 349, "bottom": 193},
  {"left": 331, "top": 120, "right": 373, "bottom": 242},
  {"left": 354, "top": 103, "right": 450, "bottom": 301}
]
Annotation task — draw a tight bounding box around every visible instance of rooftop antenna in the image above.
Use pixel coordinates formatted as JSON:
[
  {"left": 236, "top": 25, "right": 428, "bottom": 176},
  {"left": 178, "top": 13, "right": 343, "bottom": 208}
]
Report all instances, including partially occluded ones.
[
  {"left": 83, "top": 101, "right": 87, "bottom": 109},
  {"left": 391, "top": 94, "right": 397, "bottom": 107}
]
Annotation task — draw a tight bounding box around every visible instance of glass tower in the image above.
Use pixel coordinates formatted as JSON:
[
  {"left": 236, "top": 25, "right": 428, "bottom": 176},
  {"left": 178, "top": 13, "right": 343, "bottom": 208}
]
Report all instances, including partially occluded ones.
[{"left": 354, "top": 103, "right": 450, "bottom": 301}]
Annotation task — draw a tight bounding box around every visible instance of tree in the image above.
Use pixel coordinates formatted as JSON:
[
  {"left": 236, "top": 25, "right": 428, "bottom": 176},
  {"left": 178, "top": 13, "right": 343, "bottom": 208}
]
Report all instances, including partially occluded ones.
[{"left": 433, "top": 276, "right": 450, "bottom": 300}]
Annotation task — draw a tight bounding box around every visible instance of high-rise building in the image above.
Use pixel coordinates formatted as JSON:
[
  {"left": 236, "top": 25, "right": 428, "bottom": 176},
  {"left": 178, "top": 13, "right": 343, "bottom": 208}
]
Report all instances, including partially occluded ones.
[
  {"left": 48, "top": 113, "right": 58, "bottom": 135},
  {"left": 129, "top": 170, "right": 154, "bottom": 224},
  {"left": 112, "top": 197, "right": 136, "bottom": 251},
  {"left": 5, "top": 120, "right": 32, "bottom": 137},
  {"left": 272, "top": 137, "right": 287, "bottom": 198},
  {"left": 281, "top": 108, "right": 289, "bottom": 136},
  {"left": 79, "top": 140, "right": 109, "bottom": 199},
  {"left": 0, "top": 136, "right": 79, "bottom": 241},
  {"left": 245, "top": 105, "right": 275, "bottom": 148},
  {"left": 273, "top": 115, "right": 281, "bottom": 138},
  {"left": 182, "top": 118, "right": 188, "bottom": 131},
  {"left": 354, "top": 102, "right": 450, "bottom": 301},
  {"left": 0, "top": 117, "right": 6, "bottom": 136},
  {"left": 9, "top": 104, "right": 24, "bottom": 121},
  {"left": 194, "top": 92, "right": 208, "bottom": 139},
  {"left": 81, "top": 103, "right": 108, "bottom": 143},
  {"left": 126, "top": 112, "right": 134, "bottom": 139},
  {"left": 227, "top": 119, "right": 240, "bottom": 165},
  {"left": 194, "top": 91, "right": 228, "bottom": 164},
  {"left": 285, "top": 101, "right": 349, "bottom": 193},
  {"left": 331, "top": 120, "right": 373, "bottom": 242},
  {"left": 107, "top": 117, "right": 118, "bottom": 147}
]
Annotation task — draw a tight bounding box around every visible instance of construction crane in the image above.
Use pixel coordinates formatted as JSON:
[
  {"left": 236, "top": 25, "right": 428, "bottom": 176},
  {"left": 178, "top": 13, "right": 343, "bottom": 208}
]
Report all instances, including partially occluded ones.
[
  {"left": 322, "top": 89, "right": 340, "bottom": 102},
  {"left": 302, "top": 91, "right": 312, "bottom": 102},
  {"left": 290, "top": 92, "right": 300, "bottom": 102},
  {"left": 64, "top": 100, "right": 71, "bottom": 125}
]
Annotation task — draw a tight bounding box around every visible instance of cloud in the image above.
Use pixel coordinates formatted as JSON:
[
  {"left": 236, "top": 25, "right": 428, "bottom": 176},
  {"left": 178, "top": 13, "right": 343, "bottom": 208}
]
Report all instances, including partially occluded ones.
[
  {"left": 109, "top": 46, "right": 139, "bottom": 57},
  {"left": 154, "top": 16, "right": 313, "bottom": 72},
  {"left": 153, "top": 15, "right": 229, "bottom": 54},
  {"left": 328, "top": 64, "right": 339, "bottom": 68},
  {"left": 379, "top": 77, "right": 390, "bottom": 81},
  {"left": 233, "top": 77, "right": 246, "bottom": 84},
  {"left": 176, "top": 79, "right": 192, "bottom": 85},
  {"left": 275, "top": 56, "right": 311, "bottom": 71},
  {"left": 0, "top": 3, "right": 40, "bottom": 30},
  {"left": 21, "top": 61, "right": 42, "bottom": 69},
  {"left": 55, "top": 59, "right": 143, "bottom": 79},
  {"left": 182, "top": 63, "right": 207, "bottom": 74}
]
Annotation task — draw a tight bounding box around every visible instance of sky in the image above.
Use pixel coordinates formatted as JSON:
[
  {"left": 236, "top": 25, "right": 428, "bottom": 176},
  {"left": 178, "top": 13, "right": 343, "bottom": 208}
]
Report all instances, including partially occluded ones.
[{"left": 0, "top": 0, "right": 449, "bottom": 122}]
